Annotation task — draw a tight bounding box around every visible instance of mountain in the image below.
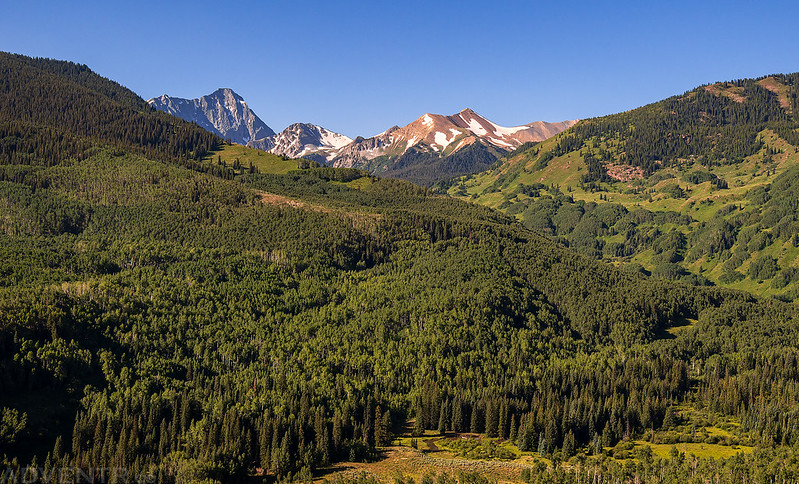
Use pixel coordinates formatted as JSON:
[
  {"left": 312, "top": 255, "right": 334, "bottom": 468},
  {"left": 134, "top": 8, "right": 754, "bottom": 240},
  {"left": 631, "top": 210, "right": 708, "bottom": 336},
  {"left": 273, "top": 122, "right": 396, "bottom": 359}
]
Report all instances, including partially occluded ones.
[
  {"left": 333, "top": 108, "right": 575, "bottom": 165},
  {"left": 328, "top": 109, "right": 577, "bottom": 185},
  {"left": 149, "top": 87, "right": 575, "bottom": 185},
  {"left": 449, "top": 73, "right": 799, "bottom": 299},
  {"left": 269, "top": 122, "right": 353, "bottom": 162},
  {"left": 148, "top": 88, "right": 275, "bottom": 149},
  {"left": 147, "top": 90, "right": 353, "bottom": 162}
]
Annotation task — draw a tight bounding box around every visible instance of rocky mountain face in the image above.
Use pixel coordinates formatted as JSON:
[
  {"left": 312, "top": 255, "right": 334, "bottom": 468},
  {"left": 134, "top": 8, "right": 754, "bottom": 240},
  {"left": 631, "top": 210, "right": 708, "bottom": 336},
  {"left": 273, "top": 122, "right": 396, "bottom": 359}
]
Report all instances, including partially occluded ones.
[
  {"left": 148, "top": 90, "right": 352, "bottom": 159},
  {"left": 148, "top": 88, "right": 276, "bottom": 150},
  {"left": 329, "top": 108, "right": 578, "bottom": 170},
  {"left": 269, "top": 123, "right": 353, "bottom": 163}
]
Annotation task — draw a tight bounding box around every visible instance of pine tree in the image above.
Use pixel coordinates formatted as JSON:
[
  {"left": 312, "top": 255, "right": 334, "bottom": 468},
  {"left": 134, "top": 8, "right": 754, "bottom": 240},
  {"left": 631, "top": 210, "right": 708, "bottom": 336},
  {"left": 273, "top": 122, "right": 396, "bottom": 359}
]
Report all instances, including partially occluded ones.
[
  {"left": 663, "top": 407, "right": 677, "bottom": 429},
  {"left": 363, "top": 400, "right": 374, "bottom": 446},
  {"left": 413, "top": 406, "right": 425, "bottom": 437},
  {"left": 486, "top": 400, "right": 498, "bottom": 437},
  {"left": 592, "top": 432, "right": 602, "bottom": 455},
  {"left": 53, "top": 436, "right": 64, "bottom": 462},
  {"left": 508, "top": 414, "right": 518, "bottom": 442},
  {"left": 374, "top": 405, "right": 386, "bottom": 447},
  {"left": 470, "top": 402, "right": 481, "bottom": 434},
  {"left": 498, "top": 401, "right": 508, "bottom": 439},
  {"left": 332, "top": 413, "right": 343, "bottom": 457},
  {"left": 380, "top": 410, "right": 391, "bottom": 446},
  {"left": 452, "top": 399, "right": 463, "bottom": 433},
  {"left": 259, "top": 422, "right": 270, "bottom": 468},
  {"left": 544, "top": 417, "right": 558, "bottom": 456},
  {"left": 601, "top": 421, "right": 613, "bottom": 448},
  {"left": 562, "top": 430, "right": 576, "bottom": 457}
]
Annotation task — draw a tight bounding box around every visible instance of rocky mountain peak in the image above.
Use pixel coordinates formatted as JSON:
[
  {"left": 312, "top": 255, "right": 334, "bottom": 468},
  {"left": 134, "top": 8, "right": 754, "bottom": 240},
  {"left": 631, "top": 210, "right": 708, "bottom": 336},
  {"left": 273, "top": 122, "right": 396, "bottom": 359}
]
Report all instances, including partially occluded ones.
[
  {"left": 269, "top": 123, "right": 353, "bottom": 162},
  {"left": 148, "top": 89, "right": 275, "bottom": 149}
]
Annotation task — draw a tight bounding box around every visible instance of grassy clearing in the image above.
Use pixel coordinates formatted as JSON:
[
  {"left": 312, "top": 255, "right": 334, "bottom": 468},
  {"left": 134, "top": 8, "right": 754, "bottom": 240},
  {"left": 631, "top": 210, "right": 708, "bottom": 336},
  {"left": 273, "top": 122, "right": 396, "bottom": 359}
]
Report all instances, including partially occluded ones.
[
  {"left": 319, "top": 411, "right": 761, "bottom": 483},
  {"left": 343, "top": 176, "right": 375, "bottom": 190},
  {"left": 666, "top": 317, "right": 697, "bottom": 336},
  {"left": 452, "top": 129, "right": 797, "bottom": 218},
  {"left": 324, "top": 426, "right": 754, "bottom": 482},
  {"left": 634, "top": 441, "right": 753, "bottom": 460},
  {"left": 206, "top": 143, "right": 298, "bottom": 174},
  {"left": 314, "top": 445, "right": 533, "bottom": 483}
]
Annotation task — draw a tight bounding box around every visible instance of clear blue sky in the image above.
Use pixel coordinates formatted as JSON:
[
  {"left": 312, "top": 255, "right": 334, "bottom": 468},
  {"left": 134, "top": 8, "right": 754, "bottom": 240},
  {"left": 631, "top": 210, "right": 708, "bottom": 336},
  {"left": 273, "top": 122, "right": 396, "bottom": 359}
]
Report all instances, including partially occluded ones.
[{"left": 3, "top": 0, "right": 798, "bottom": 137}]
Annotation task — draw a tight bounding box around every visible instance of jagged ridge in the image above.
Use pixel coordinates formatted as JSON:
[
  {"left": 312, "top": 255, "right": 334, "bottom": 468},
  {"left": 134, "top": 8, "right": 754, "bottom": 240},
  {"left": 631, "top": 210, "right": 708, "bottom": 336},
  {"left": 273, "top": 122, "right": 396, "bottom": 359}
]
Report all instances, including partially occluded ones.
[
  {"left": 148, "top": 88, "right": 275, "bottom": 149},
  {"left": 148, "top": 89, "right": 576, "bottom": 185}
]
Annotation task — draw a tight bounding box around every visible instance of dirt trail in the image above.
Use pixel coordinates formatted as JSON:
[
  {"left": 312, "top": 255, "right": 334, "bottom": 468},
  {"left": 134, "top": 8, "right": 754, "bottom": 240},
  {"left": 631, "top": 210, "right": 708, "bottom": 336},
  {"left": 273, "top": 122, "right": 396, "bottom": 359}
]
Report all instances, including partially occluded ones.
[
  {"left": 257, "top": 191, "right": 309, "bottom": 209},
  {"left": 423, "top": 438, "right": 441, "bottom": 452}
]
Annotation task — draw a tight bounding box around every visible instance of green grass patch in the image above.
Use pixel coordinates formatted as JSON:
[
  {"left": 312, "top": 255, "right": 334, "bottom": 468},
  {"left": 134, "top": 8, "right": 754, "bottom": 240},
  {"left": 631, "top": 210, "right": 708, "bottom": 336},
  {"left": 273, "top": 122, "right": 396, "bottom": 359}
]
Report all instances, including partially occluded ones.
[
  {"left": 437, "top": 437, "right": 519, "bottom": 461},
  {"left": 634, "top": 441, "right": 753, "bottom": 459},
  {"left": 206, "top": 143, "right": 298, "bottom": 174}
]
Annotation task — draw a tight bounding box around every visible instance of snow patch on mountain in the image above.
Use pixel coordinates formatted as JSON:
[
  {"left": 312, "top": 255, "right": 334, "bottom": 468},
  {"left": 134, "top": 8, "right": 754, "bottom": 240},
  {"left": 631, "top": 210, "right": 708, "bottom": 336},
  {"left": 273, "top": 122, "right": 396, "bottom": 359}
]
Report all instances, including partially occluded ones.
[
  {"left": 489, "top": 121, "right": 529, "bottom": 136},
  {"left": 434, "top": 130, "right": 457, "bottom": 149},
  {"left": 467, "top": 118, "right": 488, "bottom": 136},
  {"left": 319, "top": 130, "right": 351, "bottom": 150}
]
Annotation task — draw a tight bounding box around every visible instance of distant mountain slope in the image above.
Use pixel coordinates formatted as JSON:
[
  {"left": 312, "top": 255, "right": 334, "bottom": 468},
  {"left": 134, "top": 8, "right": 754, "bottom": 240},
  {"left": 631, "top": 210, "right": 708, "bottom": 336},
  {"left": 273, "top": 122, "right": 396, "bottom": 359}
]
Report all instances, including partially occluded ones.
[
  {"left": 449, "top": 73, "right": 799, "bottom": 299},
  {"left": 498, "top": 74, "right": 799, "bottom": 179},
  {"left": 331, "top": 108, "right": 574, "bottom": 161},
  {"left": 329, "top": 109, "right": 577, "bottom": 185},
  {"left": 148, "top": 88, "right": 275, "bottom": 149},
  {"left": 7, "top": 53, "right": 148, "bottom": 110}
]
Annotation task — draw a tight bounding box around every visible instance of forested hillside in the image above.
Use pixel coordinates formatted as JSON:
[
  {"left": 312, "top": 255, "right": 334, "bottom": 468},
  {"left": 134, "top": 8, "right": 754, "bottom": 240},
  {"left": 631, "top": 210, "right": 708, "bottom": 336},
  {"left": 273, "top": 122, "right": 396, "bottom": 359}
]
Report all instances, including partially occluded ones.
[
  {"left": 3, "top": 54, "right": 799, "bottom": 483},
  {"left": 448, "top": 74, "right": 799, "bottom": 300},
  {"left": 0, "top": 52, "right": 221, "bottom": 172}
]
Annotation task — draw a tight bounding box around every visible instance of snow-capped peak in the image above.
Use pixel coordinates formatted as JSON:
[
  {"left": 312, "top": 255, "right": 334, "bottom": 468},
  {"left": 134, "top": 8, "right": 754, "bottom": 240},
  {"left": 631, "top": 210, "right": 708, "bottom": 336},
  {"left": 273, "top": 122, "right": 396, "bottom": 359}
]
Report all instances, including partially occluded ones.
[
  {"left": 328, "top": 108, "right": 578, "bottom": 170},
  {"left": 268, "top": 123, "right": 353, "bottom": 162}
]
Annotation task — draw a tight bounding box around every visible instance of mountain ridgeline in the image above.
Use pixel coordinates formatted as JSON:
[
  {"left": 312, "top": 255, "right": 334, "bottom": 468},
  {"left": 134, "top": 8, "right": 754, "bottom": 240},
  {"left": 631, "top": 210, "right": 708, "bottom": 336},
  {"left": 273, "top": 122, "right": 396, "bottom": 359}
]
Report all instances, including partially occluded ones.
[
  {"left": 542, "top": 75, "right": 798, "bottom": 175},
  {"left": 327, "top": 109, "right": 577, "bottom": 186},
  {"left": 148, "top": 90, "right": 576, "bottom": 186},
  {"left": 451, "top": 73, "right": 799, "bottom": 301},
  {"left": 2, "top": 53, "right": 799, "bottom": 483}
]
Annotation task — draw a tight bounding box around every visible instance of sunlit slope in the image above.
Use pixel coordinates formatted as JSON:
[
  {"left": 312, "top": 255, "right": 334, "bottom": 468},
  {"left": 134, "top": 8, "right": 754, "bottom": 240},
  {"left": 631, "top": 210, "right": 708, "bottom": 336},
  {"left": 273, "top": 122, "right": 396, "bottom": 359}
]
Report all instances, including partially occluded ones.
[{"left": 448, "top": 74, "right": 799, "bottom": 299}]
